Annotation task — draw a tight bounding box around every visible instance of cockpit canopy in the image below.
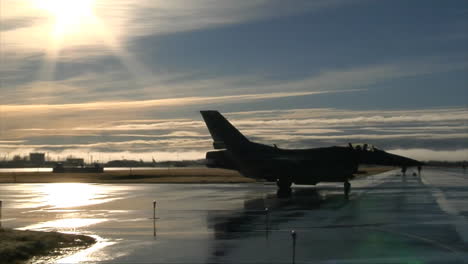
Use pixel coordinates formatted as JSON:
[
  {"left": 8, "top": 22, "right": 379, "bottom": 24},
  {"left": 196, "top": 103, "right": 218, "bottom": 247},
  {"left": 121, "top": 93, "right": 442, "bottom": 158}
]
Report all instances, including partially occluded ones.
[{"left": 348, "top": 143, "right": 380, "bottom": 152}]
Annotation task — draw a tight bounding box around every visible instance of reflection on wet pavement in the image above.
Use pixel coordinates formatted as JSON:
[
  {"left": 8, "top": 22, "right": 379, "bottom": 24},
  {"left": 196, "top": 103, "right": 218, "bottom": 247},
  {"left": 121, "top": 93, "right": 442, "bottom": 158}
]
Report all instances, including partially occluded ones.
[
  {"left": 20, "top": 218, "right": 107, "bottom": 231},
  {"left": 56, "top": 236, "right": 117, "bottom": 264},
  {"left": 0, "top": 168, "right": 467, "bottom": 263}
]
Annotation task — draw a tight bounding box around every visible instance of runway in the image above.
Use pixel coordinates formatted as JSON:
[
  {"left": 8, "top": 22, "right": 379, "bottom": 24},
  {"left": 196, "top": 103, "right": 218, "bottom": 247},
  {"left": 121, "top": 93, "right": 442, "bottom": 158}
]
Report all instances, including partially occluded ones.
[{"left": 0, "top": 167, "right": 467, "bottom": 263}]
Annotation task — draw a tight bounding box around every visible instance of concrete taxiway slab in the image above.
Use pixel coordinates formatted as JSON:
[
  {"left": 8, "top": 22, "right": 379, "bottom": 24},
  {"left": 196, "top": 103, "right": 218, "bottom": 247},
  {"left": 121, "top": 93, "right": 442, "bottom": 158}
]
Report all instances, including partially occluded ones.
[{"left": 0, "top": 167, "right": 467, "bottom": 263}]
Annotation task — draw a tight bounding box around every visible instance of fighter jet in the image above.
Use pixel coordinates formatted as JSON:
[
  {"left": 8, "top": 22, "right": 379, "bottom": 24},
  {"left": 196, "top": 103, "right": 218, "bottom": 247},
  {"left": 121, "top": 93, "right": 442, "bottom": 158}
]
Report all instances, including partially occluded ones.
[{"left": 200, "top": 110, "right": 422, "bottom": 197}]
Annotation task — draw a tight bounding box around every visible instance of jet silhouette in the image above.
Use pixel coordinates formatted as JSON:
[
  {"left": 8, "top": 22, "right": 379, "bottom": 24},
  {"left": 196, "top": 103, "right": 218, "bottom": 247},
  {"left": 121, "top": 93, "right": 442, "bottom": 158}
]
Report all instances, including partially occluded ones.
[{"left": 201, "top": 110, "right": 422, "bottom": 197}]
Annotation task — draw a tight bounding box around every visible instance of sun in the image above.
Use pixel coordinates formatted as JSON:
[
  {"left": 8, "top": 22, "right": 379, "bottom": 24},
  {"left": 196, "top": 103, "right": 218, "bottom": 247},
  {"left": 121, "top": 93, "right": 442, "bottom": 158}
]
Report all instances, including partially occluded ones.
[
  {"left": 35, "top": 0, "right": 97, "bottom": 37},
  {"left": 30, "top": 0, "right": 148, "bottom": 88}
]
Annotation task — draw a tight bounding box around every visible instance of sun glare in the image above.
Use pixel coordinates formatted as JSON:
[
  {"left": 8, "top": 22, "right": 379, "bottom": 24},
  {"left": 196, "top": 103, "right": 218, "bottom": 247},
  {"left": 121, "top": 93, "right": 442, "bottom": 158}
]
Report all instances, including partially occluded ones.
[
  {"left": 36, "top": 0, "right": 96, "bottom": 36},
  {"left": 37, "top": 183, "right": 112, "bottom": 208},
  {"left": 30, "top": 0, "right": 149, "bottom": 93}
]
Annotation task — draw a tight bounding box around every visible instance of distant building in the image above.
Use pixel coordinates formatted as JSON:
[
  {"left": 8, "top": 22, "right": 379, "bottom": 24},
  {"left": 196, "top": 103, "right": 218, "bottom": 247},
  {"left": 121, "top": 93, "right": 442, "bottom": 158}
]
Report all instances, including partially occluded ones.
[
  {"left": 29, "top": 153, "right": 45, "bottom": 164},
  {"left": 65, "top": 158, "right": 85, "bottom": 167}
]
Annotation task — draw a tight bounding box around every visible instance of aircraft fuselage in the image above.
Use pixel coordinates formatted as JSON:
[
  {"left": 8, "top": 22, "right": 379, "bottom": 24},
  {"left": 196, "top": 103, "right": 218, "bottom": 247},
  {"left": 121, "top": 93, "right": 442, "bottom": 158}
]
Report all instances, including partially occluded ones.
[{"left": 207, "top": 143, "right": 359, "bottom": 185}]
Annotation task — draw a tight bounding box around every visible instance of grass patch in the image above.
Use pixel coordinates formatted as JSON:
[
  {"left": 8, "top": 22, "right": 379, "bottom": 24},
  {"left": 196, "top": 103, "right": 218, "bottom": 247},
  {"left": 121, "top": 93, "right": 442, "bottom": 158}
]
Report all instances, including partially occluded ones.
[
  {"left": 0, "top": 167, "right": 395, "bottom": 184},
  {"left": 0, "top": 228, "right": 95, "bottom": 264},
  {"left": 0, "top": 168, "right": 254, "bottom": 183}
]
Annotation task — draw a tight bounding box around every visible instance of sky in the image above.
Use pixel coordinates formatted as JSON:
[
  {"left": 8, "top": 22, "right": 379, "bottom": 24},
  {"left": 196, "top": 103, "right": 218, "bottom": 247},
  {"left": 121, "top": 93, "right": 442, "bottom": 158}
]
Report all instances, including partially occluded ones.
[{"left": 1, "top": 0, "right": 467, "bottom": 162}]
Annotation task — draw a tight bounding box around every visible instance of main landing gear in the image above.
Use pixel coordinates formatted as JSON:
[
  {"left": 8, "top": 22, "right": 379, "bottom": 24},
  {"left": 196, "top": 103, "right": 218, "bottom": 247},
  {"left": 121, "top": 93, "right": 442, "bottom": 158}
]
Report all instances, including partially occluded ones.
[
  {"left": 276, "top": 177, "right": 292, "bottom": 198},
  {"left": 344, "top": 179, "right": 351, "bottom": 200}
]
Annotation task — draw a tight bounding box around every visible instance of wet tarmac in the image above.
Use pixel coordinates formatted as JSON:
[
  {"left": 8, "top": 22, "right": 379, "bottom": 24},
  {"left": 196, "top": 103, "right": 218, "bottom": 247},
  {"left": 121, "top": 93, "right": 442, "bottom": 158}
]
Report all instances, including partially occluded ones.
[{"left": 0, "top": 167, "right": 467, "bottom": 263}]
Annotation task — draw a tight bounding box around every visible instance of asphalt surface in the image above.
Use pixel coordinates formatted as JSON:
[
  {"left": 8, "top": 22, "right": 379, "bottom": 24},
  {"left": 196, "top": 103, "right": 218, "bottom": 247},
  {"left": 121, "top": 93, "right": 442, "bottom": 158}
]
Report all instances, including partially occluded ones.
[{"left": 0, "top": 167, "right": 467, "bottom": 263}]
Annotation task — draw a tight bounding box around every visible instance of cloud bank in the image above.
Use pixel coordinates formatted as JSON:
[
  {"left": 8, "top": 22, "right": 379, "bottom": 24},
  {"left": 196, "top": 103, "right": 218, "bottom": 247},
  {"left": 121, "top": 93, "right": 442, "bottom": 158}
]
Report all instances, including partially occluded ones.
[{"left": 1, "top": 107, "right": 466, "bottom": 161}]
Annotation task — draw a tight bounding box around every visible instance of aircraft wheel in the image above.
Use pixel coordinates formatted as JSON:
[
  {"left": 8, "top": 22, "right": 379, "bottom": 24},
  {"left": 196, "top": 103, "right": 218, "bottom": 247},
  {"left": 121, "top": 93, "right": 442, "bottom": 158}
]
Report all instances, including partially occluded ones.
[
  {"left": 344, "top": 181, "right": 351, "bottom": 199},
  {"left": 276, "top": 177, "right": 292, "bottom": 190},
  {"left": 277, "top": 188, "right": 292, "bottom": 198}
]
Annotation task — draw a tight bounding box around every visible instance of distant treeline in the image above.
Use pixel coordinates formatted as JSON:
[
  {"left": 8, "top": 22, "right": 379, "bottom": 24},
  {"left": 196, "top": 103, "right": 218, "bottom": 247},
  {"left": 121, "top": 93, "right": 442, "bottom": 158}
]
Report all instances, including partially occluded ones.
[
  {"left": 0, "top": 159, "right": 466, "bottom": 168},
  {"left": 104, "top": 159, "right": 206, "bottom": 167},
  {"left": 0, "top": 159, "right": 206, "bottom": 168},
  {"left": 0, "top": 161, "right": 57, "bottom": 168}
]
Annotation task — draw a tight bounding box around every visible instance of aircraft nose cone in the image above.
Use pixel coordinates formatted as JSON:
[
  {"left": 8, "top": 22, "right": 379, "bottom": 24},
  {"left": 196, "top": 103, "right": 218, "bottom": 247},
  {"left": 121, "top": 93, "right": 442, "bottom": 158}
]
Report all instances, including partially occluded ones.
[{"left": 358, "top": 149, "right": 422, "bottom": 167}]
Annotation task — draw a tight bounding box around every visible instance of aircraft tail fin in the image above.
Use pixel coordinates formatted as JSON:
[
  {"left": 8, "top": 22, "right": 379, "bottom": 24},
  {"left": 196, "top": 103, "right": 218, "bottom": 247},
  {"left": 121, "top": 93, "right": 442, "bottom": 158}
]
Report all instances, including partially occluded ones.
[{"left": 200, "top": 110, "right": 250, "bottom": 150}]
